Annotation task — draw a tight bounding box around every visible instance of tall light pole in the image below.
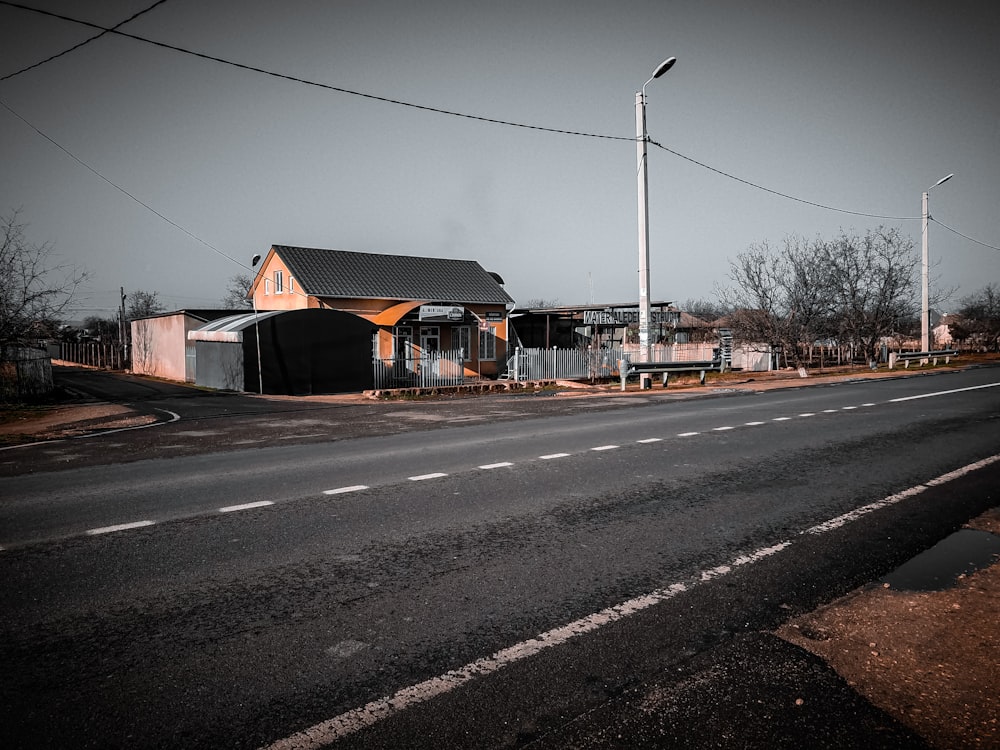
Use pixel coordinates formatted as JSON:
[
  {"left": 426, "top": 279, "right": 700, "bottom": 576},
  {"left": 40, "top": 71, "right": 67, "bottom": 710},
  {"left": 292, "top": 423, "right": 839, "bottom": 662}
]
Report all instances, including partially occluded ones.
[
  {"left": 636, "top": 56, "right": 675, "bottom": 387},
  {"left": 921, "top": 173, "right": 953, "bottom": 352}
]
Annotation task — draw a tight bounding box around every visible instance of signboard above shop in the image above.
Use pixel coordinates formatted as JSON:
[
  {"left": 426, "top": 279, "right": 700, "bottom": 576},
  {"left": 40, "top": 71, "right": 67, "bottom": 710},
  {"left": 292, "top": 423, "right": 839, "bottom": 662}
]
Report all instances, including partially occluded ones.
[
  {"left": 583, "top": 309, "right": 680, "bottom": 326},
  {"left": 418, "top": 305, "right": 465, "bottom": 322}
]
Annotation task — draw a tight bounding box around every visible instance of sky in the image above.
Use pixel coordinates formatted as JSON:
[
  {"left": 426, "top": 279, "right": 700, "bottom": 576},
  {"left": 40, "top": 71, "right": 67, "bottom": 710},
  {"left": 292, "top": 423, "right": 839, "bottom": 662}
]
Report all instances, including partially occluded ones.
[{"left": 1, "top": 0, "right": 998, "bottom": 320}]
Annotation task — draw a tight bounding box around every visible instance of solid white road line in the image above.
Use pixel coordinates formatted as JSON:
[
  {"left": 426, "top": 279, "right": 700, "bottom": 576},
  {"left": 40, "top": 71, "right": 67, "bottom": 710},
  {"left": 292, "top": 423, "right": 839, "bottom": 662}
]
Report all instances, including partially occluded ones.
[
  {"left": 261, "top": 450, "right": 1000, "bottom": 750},
  {"left": 86, "top": 520, "right": 155, "bottom": 535},
  {"left": 219, "top": 501, "right": 274, "bottom": 513},
  {"left": 323, "top": 485, "right": 370, "bottom": 495}
]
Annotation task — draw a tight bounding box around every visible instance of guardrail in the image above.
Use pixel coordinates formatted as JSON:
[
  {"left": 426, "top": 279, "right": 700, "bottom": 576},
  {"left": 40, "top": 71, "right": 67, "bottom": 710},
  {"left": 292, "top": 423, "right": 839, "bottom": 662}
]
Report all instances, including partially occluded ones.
[
  {"left": 619, "top": 356, "right": 724, "bottom": 391},
  {"left": 888, "top": 349, "right": 959, "bottom": 369}
]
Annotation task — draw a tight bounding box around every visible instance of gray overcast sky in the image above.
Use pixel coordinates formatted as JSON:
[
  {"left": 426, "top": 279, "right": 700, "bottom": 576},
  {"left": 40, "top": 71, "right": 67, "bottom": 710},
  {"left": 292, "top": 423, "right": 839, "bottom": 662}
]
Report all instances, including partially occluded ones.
[{"left": 1, "top": 0, "right": 998, "bottom": 318}]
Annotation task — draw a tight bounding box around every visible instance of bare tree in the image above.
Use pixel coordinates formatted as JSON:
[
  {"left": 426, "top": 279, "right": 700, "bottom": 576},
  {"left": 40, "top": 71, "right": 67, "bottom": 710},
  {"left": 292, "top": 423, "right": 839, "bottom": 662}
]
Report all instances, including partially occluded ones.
[
  {"left": 220, "top": 273, "right": 253, "bottom": 309},
  {"left": 679, "top": 298, "right": 733, "bottom": 323},
  {"left": 958, "top": 284, "right": 1000, "bottom": 352},
  {"left": 720, "top": 228, "right": 917, "bottom": 367},
  {"left": 820, "top": 227, "right": 918, "bottom": 363},
  {"left": 126, "top": 290, "right": 166, "bottom": 321},
  {"left": 0, "top": 210, "right": 87, "bottom": 347},
  {"left": 718, "top": 238, "right": 828, "bottom": 367}
]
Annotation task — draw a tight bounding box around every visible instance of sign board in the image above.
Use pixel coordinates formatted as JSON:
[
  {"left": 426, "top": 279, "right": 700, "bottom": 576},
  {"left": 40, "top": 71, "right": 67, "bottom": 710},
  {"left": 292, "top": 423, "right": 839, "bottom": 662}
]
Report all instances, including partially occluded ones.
[
  {"left": 583, "top": 309, "right": 680, "bottom": 326},
  {"left": 419, "top": 305, "right": 465, "bottom": 322},
  {"left": 484, "top": 311, "right": 504, "bottom": 321}
]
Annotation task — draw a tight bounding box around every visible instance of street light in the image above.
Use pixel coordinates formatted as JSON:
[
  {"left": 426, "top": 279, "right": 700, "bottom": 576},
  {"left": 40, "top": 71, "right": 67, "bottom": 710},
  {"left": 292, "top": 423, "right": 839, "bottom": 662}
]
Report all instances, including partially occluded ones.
[
  {"left": 921, "top": 173, "right": 953, "bottom": 351},
  {"left": 636, "top": 56, "right": 675, "bottom": 388},
  {"left": 251, "top": 253, "right": 263, "bottom": 394}
]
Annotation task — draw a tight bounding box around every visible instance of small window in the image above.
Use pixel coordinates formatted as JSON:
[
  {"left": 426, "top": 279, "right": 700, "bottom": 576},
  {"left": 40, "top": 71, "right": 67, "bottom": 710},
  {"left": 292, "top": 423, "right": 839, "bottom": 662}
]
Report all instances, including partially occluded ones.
[
  {"left": 274, "top": 270, "right": 284, "bottom": 294},
  {"left": 289, "top": 277, "right": 295, "bottom": 293},
  {"left": 264, "top": 278, "right": 271, "bottom": 295},
  {"left": 479, "top": 324, "right": 497, "bottom": 361}
]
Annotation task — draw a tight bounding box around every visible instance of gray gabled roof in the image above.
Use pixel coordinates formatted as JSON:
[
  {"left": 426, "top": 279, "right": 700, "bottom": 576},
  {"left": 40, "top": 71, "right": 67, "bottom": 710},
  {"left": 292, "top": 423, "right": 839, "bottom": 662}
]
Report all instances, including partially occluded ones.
[{"left": 272, "top": 246, "right": 515, "bottom": 305}]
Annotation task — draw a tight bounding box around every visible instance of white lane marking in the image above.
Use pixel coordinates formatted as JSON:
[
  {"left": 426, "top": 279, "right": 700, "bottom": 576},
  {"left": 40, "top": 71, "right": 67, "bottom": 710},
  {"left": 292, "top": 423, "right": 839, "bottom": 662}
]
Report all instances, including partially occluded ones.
[
  {"left": 86, "top": 520, "right": 155, "bottom": 535},
  {"left": 890, "top": 381, "right": 1000, "bottom": 402},
  {"left": 842, "top": 406, "right": 857, "bottom": 410},
  {"left": 591, "top": 445, "right": 618, "bottom": 451},
  {"left": 678, "top": 431, "right": 699, "bottom": 437},
  {"left": 773, "top": 417, "right": 791, "bottom": 421},
  {"left": 713, "top": 426, "right": 735, "bottom": 431},
  {"left": 0, "top": 407, "right": 182, "bottom": 452},
  {"left": 409, "top": 473, "right": 448, "bottom": 481},
  {"left": 804, "top": 452, "right": 1000, "bottom": 535},
  {"left": 540, "top": 453, "right": 570, "bottom": 460},
  {"left": 861, "top": 403, "right": 877, "bottom": 407},
  {"left": 745, "top": 421, "right": 766, "bottom": 426},
  {"left": 798, "top": 413, "right": 815, "bottom": 417},
  {"left": 637, "top": 438, "right": 662, "bottom": 444},
  {"left": 479, "top": 462, "right": 513, "bottom": 469},
  {"left": 219, "top": 501, "right": 274, "bottom": 513},
  {"left": 323, "top": 485, "right": 369, "bottom": 495},
  {"left": 254, "top": 452, "right": 1000, "bottom": 750},
  {"left": 822, "top": 409, "right": 838, "bottom": 413}
]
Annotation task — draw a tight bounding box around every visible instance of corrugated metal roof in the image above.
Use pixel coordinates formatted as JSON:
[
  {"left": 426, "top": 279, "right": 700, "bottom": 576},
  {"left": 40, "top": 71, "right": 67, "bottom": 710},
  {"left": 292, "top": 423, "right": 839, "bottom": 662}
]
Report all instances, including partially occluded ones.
[
  {"left": 187, "top": 311, "right": 282, "bottom": 342},
  {"left": 272, "top": 246, "right": 515, "bottom": 305}
]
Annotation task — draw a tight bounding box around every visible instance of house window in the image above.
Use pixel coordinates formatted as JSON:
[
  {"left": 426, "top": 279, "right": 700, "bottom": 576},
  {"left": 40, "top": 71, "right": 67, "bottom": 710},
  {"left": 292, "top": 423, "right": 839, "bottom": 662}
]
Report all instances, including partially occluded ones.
[
  {"left": 479, "top": 324, "right": 497, "bottom": 361},
  {"left": 274, "top": 270, "right": 284, "bottom": 294},
  {"left": 264, "top": 278, "right": 271, "bottom": 295},
  {"left": 455, "top": 326, "right": 471, "bottom": 361},
  {"left": 289, "top": 277, "right": 295, "bottom": 293}
]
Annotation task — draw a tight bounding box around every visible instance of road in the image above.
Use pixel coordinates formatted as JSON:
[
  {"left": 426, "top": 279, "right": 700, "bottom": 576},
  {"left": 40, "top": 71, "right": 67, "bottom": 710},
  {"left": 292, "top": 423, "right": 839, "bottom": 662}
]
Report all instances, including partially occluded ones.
[{"left": 2, "top": 366, "right": 999, "bottom": 748}]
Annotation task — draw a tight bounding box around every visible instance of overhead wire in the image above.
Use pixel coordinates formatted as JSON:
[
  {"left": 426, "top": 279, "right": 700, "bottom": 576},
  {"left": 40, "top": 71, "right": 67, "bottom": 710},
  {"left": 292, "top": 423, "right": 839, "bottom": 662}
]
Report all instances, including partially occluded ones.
[
  {"left": 0, "top": 0, "right": 171, "bottom": 82},
  {"left": 1, "top": 0, "right": 996, "bottom": 259}
]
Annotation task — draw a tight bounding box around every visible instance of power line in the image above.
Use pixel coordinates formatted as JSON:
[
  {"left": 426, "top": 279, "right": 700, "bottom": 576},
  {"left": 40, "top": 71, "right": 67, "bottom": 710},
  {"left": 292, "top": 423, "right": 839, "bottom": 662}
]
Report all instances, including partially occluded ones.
[
  {"left": 931, "top": 217, "right": 1000, "bottom": 252},
  {"left": 0, "top": 1, "right": 630, "bottom": 142},
  {"left": 0, "top": 0, "right": 171, "bottom": 82},
  {"left": 648, "top": 139, "right": 920, "bottom": 221},
  {"left": 3, "top": 1, "right": 996, "bottom": 256}
]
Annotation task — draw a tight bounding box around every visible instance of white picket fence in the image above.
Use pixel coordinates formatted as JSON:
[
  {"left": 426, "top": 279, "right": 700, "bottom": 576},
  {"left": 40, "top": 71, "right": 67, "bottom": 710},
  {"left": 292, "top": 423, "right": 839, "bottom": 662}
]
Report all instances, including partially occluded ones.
[{"left": 373, "top": 349, "right": 466, "bottom": 389}]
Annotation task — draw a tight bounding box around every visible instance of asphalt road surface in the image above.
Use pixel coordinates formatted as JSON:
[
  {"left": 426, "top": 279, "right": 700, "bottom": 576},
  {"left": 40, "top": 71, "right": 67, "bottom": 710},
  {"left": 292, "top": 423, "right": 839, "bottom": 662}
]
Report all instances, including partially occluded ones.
[{"left": 2, "top": 366, "right": 999, "bottom": 748}]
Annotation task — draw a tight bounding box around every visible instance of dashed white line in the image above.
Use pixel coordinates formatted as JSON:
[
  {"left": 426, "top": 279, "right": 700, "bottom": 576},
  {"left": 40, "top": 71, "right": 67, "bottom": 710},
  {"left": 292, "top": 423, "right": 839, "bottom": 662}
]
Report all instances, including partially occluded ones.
[
  {"left": 861, "top": 403, "right": 876, "bottom": 407},
  {"left": 86, "top": 520, "right": 155, "bottom": 535},
  {"left": 219, "top": 501, "right": 274, "bottom": 513},
  {"left": 479, "top": 462, "right": 513, "bottom": 469},
  {"left": 842, "top": 406, "right": 858, "bottom": 410},
  {"left": 773, "top": 417, "right": 791, "bottom": 422},
  {"left": 745, "top": 421, "right": 766, "bottom": 426},
  {"left": 636, "top": 438, "right": 662, "bottom": 444},
  {"left": 591, "top": 445, "right": 618, "bottom": 451},
  {"left": 822, "top": 409, "right": 838, "bottom": 413},
  {"left": 323, "top": 485, "right": 370, "bottom": 495},
  {"left": 712, "top": 426, "right": 735, "bottom": 431},
  {"left": 540, "top": 453, "right": 570, "bottom": 460},
  {"left": 409, "top": 472, "right": 448, "bottom": 481},
  {"left": 678, "top": 431, "right": 699, "bottom": 437},
  {"left": 798, "top": 413, "right": 816, "bottom": 417}
]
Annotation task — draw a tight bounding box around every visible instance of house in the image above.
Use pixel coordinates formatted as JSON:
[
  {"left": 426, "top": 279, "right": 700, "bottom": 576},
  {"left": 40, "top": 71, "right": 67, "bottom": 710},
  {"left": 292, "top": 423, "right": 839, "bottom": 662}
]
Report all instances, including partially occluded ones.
[
  {"left": 130, "top": 309, "right": 239, "bottom": 382},
  {"left": 250, "top": 246, "right": 516, "bottom": 378}
]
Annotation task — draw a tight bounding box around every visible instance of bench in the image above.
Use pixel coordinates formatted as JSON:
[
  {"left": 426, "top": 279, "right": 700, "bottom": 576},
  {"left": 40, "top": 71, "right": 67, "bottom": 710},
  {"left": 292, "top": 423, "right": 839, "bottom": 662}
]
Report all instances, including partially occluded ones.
[
  {"left": 619, "top": 357, "right": 723, "bottom": 391},
  {"left": 888, "top": 349, "right": 958, "bottom": 369}
]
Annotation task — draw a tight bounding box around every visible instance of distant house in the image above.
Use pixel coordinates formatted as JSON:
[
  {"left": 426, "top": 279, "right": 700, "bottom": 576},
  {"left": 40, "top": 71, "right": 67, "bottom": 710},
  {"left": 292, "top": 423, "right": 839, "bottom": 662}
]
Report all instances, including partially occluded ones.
[{"left": 250, "top": 246, "right": 516, "bottom": 378}]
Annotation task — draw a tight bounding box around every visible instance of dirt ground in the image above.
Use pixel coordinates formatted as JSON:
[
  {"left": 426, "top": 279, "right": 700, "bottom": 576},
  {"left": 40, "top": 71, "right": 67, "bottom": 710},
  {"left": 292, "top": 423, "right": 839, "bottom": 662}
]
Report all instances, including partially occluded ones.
[{"left": 778, "top": 508, "right": 1000, "bottom": 750}]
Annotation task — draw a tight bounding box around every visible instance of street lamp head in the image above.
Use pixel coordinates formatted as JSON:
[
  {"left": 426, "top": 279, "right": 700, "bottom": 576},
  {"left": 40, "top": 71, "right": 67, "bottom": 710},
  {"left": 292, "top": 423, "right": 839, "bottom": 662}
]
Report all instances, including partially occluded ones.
[
  {"left": 652, "top": 57, "right": 677, "bottom": 79},
  {"left": 251, "top": 254, "right": 261, "bottom": 268},
  {"left": 929, "top": 173, "right": 954, "bottom": 191}
]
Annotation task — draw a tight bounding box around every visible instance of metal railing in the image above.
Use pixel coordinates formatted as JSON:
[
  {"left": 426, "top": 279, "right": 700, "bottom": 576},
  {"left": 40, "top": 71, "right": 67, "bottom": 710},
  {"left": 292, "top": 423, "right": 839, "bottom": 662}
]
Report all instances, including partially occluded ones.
[
  {"left": 504, "top": 343, "right": 724, "bottom": 382},
  {"left": 57, "top": 342, "right": 127, "bottom": 370},
  {"left": 373, "top": 349, "right": 466, "bottom": 389}
]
